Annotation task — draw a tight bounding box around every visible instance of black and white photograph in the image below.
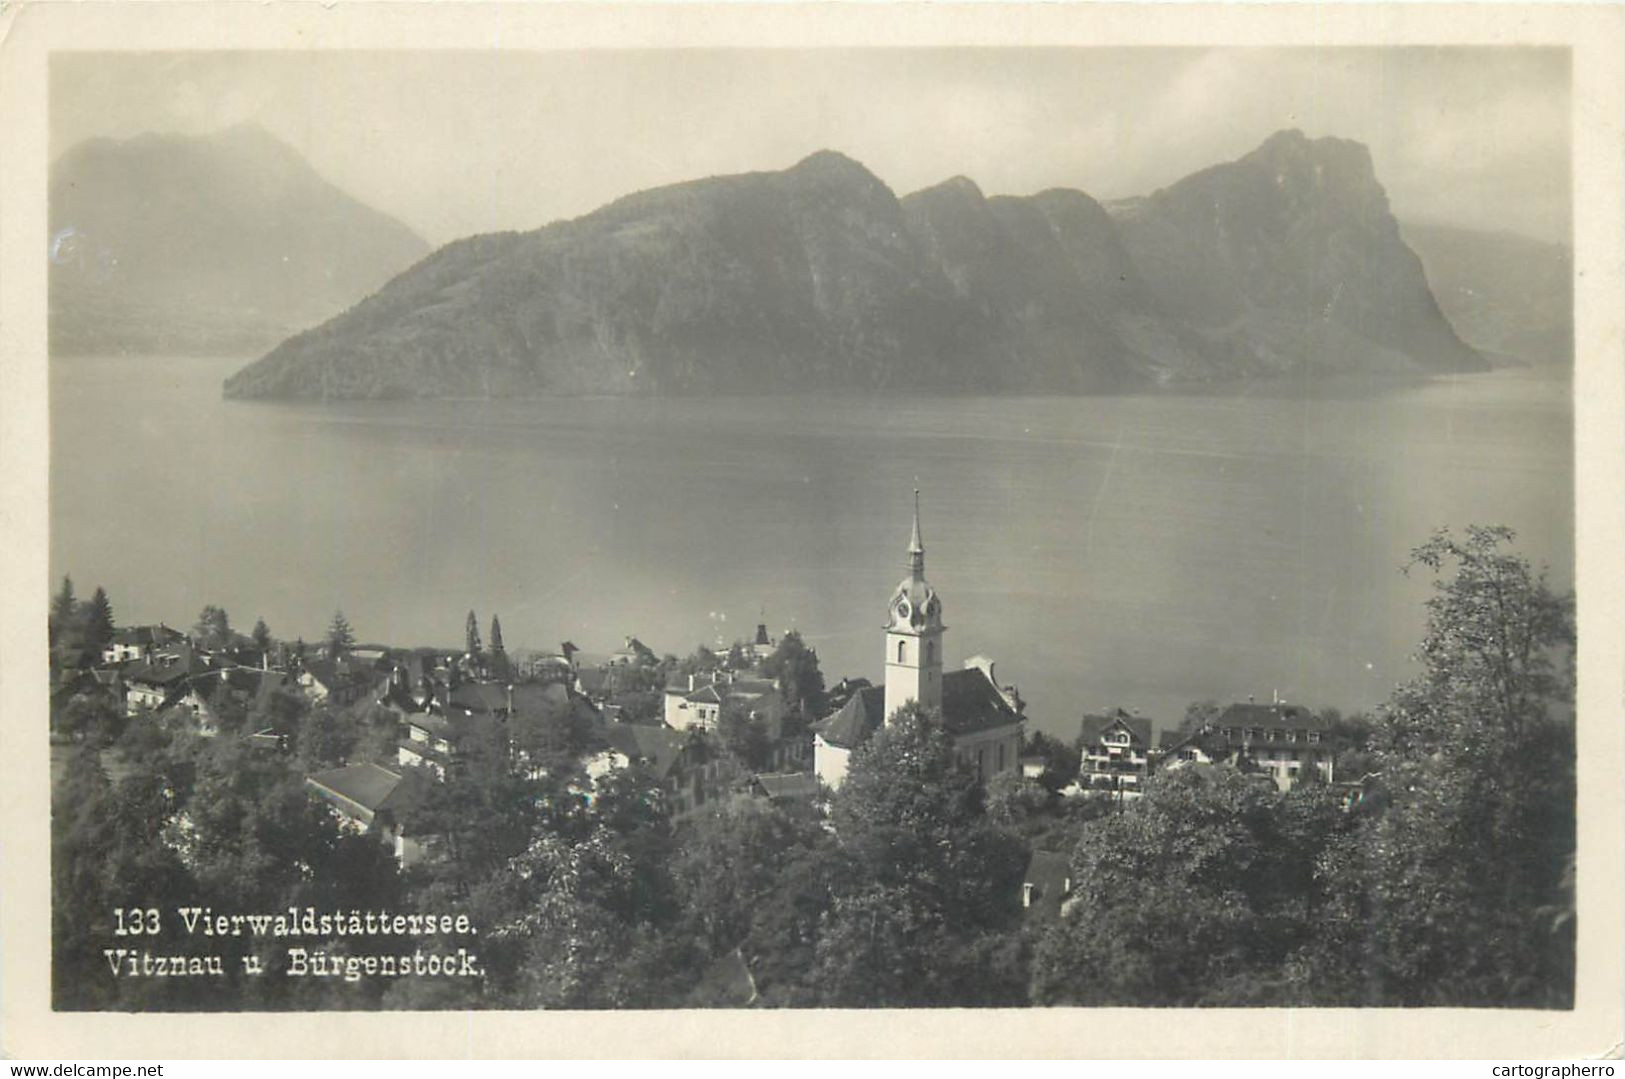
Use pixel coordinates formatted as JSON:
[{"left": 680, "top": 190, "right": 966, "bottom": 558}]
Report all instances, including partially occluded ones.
[{"left": 6, "top": 2, "right": 1624, "bottom": 1059}]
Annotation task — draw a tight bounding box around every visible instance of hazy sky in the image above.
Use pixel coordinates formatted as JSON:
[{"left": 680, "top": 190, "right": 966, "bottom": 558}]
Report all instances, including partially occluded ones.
[{"left": 52, "top": 48, "right": 1570, "bottom": 246}]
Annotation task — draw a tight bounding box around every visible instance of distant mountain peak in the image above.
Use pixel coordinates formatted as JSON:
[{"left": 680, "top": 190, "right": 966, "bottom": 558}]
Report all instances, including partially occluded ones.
[
  {"left": 789, "top": 148, "right": 875, "bottom": 178},
  {"left": 1242, "top": 127, "right": 1377, "bottom": 185}
]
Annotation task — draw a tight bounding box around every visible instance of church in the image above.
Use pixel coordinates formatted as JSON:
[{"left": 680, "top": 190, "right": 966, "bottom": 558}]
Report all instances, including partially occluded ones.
[{"left": 812, "top": 494, "right": 1026, "bottom": 789}]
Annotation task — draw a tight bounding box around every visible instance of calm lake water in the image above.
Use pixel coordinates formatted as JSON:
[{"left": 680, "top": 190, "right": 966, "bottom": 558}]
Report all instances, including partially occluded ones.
[{"left": 51, "top": 356, "right": 1573, "bottom": 737}]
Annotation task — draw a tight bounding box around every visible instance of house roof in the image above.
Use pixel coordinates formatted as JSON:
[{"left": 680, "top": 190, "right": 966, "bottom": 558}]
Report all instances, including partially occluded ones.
[
  {"left": 1215, "top": 702, "right": 1325, "bottom": 731},
  {"left": 448, "top": 681, "right": 510, "bottom": 714},
  {"left": 109, "top": 624, "right": 184, "bottom": 648},
  {"left": 602, "top": 723, "right": 691, "bottom": 780},
  {"left": 752, "top": 772, "right": 819, "bottom": 800},
  {"left": 305, "top": 763, "right": 405, "bottom": 817},
  {"left": 123, "top": 655, "right": 202, "bottom": 688},
  {"left": 1023, "top": 849, "right": 1072, "bottom": 918},
  {"left": 1080, "top": 709, "right": 1154, "bottom": 749}
]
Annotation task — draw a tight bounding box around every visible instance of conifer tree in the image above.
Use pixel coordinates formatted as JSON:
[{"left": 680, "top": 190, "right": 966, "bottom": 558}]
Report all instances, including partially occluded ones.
[
  {"left": 251, "top": 618, "right": 272, "bottom": 651},
  {"left": 49, "top": 576, "right": 77, "bottom": 643},
  {"left": 83, "top": 587, "right": 115, "bottom": 651},
  {"left": 327, "top": 610, "right": 355, "bottom": 657},
  {"left": 465, "top": 610, "right": 482, "bottom": 657}
]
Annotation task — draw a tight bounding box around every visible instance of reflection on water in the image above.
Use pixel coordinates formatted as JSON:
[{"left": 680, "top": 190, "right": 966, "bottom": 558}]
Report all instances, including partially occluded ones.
[{"left": 51, "top": 357, "right": 1572, "bottom": 735}]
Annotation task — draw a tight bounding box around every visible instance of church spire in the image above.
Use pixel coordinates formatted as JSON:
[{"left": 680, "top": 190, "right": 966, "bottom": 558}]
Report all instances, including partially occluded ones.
[{"left": 908, "top": 488, "right": 925, "bottom": 576}]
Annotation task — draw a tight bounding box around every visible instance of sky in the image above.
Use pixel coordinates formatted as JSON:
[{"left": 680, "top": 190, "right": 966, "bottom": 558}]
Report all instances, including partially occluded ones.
[{"left": 51, "top": 47, "right": 1571, "bottom": 246}]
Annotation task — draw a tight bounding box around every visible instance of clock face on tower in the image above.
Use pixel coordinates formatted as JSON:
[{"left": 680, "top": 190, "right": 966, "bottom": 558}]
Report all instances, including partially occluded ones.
[{"left": 896, "top": 599, "right": 911, "bottom": 622}]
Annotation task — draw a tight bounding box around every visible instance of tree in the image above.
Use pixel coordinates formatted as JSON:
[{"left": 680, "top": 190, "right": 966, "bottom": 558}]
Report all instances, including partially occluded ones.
[
  {"left": 50, "top": 575, "right": 77, "bottom": 641},
  {"left": 465, "top": 610, "right": 482, "bottom": 657},
  {"left": 251, "top": 617, "right": 272, "bottom": 652},
  {"left": 326, "top": 610, "right": 355, "bottom": 657},
  {"left": 814, "top": 703, "right": 1029, "bottom": 1005},
  {"left": 1030, "top": 766, "right": 1338, "bottom": 1007},
  {"left": 717, "top": 702, "right": 773, "bottom": 772},
  {"left": 1021, "top": 729, "right": 1079, "bottom": 793},
  {"left": 490, "top": 613, "right": 507, "bottom": 659},
  {"left": 193, "top": 605, "right": 231, "bottom": 650},
  {"left": 82, "top": 587, "right": 115, "bottom": 651},
  {"left": 1307, "top": 525, "right": 1576, "bottom": 1007},
  {"left": 759, "top": 631, "right": 825, "bottom": 716}
]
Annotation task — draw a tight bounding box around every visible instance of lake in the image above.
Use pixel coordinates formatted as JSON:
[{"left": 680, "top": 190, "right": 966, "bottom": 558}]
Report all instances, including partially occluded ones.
[{"left": 50, "top": 356, "right": 1573, "bottom": 737}]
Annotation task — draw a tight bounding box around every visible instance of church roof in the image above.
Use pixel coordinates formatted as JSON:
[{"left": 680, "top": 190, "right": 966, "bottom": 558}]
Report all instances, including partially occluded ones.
[
  {"left": 940, "top": 667, "right": 1022, "bottom": 735},
  {"left": 813, "top": 686, "right": 886, "bottom": 749},
  {"left": 813, "top": 667, "right": 1021, "bottom": 751}
]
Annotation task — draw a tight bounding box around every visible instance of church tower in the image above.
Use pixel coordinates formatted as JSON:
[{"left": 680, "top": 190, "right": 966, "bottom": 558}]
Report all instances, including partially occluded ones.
[{"left": 884, "top": 490, "right": 944, "bottom": 722}]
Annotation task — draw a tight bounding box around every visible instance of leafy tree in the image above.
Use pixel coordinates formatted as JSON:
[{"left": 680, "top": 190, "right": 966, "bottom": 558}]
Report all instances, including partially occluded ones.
[
  {"left": 1021, "top": 729, "right": 1079, "bottom": 793},
  {"left": 326, "top": 610, "right": 355, "bottom": 657},
  {"left": 193, "top": 605, "right": 232, "bottom": 649},
  {"left": 82, "top": 587, "right": 115, "bottom": 651},
  {"left": 814, "top": 702, "right": 1029, "bottom": 1005},
  {"left": 670, "top": 795, "right": 827, "bottom": 954},
  {"left": 1030, "top": 766, "right": 1338, "bottom": 1006},
  {"left": 1307, "top": 525, "right": 1576, "bottom": 1007},
  {"left": 251, "top": 617, "right": 273, "bottom": 652},
  {"left": 58, "top": 691, "right": 124, "bottom": 746},
  {"left": 985, "top": 769, "right": 1054, "bottom": 826},
  {"left": 717, "top": 701, "right": 773, "bottom": 771},
  {"left": 759, "top": 631, "right": 825, "bottom": 715},
  {"left": 1178, "top": 698, "right": 1224, "bottom": 735}
]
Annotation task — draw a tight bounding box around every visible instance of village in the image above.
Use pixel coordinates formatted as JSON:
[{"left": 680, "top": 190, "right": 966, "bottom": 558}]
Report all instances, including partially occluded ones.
[{"left": 50, "top": 498, "right": 1357, "bottom": 910}]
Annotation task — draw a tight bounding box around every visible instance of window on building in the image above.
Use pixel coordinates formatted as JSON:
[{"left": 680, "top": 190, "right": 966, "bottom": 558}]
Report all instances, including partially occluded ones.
[
  {"left": 897, "top": 639, "right": 907, "bottom": 664},
  {"left": 926, "top": 640, "right": 935, "bottom": 664},
  {"left": 1307, "top": 731, "right": 1321, "bottom": 743},
  {"left": 998, "top": 742, "right": 1006, "bottom": 772}
]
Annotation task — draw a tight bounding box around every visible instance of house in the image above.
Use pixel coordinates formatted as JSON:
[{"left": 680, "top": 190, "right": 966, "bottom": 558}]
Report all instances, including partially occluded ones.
[
  {"left": 590, "top": 723, "right": 737, "bottom": 817},
  {"left": 1077, "top": 708, "right": 1155, "bottom": 795},
  {"left": 163, "top": 667, "right": 293, "bottom": 737},
  {"left": 1021, "top": 849, "right": 1073, "bottom": 920},
  {"left": 747, "top": 771, "right": 820, "bottom": 804},
  {"left": 294, "top": 655, "right": 379, "bottom": 707},
  {"left": 121, "top": 649, "right": 205, "bottom": 715},
  {"left": 101, "top": 623, "right": 185, "bottom": 666},
  {"left": 608, "top": 636, "right": 657, "bottom": 667},
  {"left": 397, "top": 710, "right": 505, "bottom": 780},
  {"left": 1158, "top": 700, "right": 1335, "bottom": 791},
  {"left": 663, "top": 672, "right": 784, "bottom": 734},
  {"left": 304, "top": 762, "right": 429, "bottom": 865},
  {"left": 812, "top": 496, "right": 1025, "bottom": 790}
]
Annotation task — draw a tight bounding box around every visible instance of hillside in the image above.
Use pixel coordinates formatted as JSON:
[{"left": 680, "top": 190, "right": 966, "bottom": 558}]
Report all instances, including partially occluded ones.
[
  {"left": 1105, "top": 130, "right": 1486, "bottom": 377},
  {"left": 1399, "top": 221, "right": 1572, "bottom": 366},
  {"left": 225, "top": 131, "right": 1484, "bottom": 400},
  {"left": 50, "top": 124, "right": 431, "bottom": 357}
]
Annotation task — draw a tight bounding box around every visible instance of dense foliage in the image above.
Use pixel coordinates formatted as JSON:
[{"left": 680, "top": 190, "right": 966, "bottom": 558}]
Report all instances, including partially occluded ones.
[{"left": 50, "top": 526, "right": 1574, "bottom": 1010}]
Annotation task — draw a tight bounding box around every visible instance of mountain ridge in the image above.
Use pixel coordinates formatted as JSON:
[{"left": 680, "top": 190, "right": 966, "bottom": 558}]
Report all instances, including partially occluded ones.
[
  {"left": 50, "top": 123, "right": 432, "bottom": 357},
  {"left": 219, "top": 130, "right": 1492, "bottom": 399}
]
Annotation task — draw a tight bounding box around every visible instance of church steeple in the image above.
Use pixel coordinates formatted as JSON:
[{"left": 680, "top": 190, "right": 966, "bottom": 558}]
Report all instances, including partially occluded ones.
[
  {"left": 908, "top": 488, "right": 925, "bottom": 575},
  {"left": 885, "top": 490, "right": 944, "bottom": 721}
]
